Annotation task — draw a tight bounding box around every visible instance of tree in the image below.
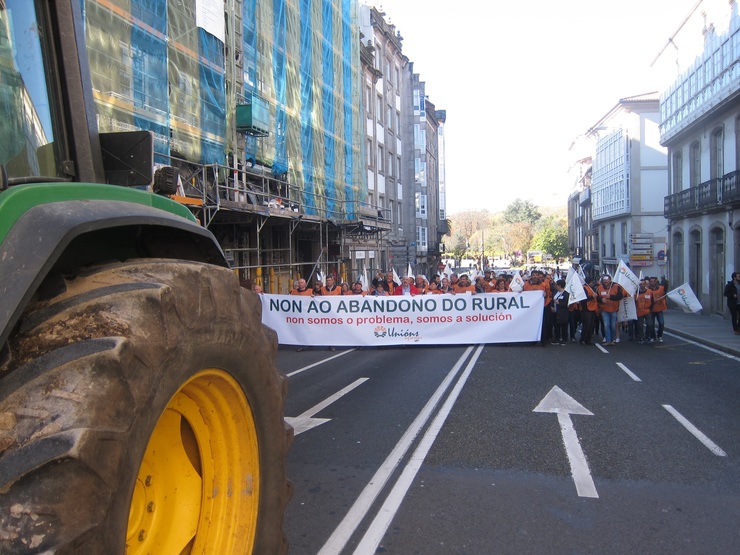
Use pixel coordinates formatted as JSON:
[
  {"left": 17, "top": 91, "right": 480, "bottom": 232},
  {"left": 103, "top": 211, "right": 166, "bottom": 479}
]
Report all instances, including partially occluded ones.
[
  {"left": 530, "top": 226, "right": 569, "bottom": 259},
  {"left": 502, "top": 199, "right": 541, "bottom": 225}
]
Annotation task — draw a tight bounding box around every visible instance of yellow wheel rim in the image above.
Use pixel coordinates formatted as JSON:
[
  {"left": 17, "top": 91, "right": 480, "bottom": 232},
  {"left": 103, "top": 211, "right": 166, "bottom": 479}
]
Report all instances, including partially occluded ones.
[{"left": 126, "top": 369, "right": 259, "bottom": 554}]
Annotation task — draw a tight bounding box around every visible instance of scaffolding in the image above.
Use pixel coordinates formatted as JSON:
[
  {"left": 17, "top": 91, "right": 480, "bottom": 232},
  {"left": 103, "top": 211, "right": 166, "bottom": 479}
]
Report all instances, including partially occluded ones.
[{"left": 82, "top": 0, "right": 378, "bottom": 291}]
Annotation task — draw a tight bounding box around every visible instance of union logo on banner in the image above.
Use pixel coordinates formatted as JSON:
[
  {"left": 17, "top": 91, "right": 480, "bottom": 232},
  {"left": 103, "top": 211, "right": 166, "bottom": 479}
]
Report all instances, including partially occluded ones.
[{"left": 374, "top": 326, "right": 387, "bottom": 338}]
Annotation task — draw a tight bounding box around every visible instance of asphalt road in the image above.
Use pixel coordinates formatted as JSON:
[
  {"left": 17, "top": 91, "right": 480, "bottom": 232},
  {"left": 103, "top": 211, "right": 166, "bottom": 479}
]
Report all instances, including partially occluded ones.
[{"left": 278, "top": 337, "right": 740, "bottom": 555}]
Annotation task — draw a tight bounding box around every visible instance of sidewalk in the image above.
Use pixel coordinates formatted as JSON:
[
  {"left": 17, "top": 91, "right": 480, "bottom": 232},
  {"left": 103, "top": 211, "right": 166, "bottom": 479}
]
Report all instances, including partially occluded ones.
[{"left": 663, "top": 308, "right": 740, "bottom": 358}]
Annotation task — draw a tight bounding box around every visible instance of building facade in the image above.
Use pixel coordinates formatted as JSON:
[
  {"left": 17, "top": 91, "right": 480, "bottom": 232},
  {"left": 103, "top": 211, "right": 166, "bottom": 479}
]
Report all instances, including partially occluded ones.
[
  {"left": 568, "top": 95, "right": 669, "bottom": 278},
  {"left": 659, "top": 1, "right": 740, "bottom": 315}
]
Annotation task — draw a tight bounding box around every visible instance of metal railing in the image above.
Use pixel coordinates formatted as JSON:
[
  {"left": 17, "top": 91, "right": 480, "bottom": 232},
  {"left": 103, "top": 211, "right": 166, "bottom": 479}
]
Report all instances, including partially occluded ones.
[{"left": 664, "top": 170, "right": 740, "bottom": 218}]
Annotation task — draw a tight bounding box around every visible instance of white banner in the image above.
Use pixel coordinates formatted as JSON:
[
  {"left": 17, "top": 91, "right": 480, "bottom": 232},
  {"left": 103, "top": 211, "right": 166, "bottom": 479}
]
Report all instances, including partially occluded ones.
[
  {"left": 614, "top": 259, "right": 640, "bottom": 297},
  {"left": 617, "top": 296, "right": 637, "bottom": 322},
  {"left": 666, "top": 282, "right": 703, "bottom": 313},
  {"left": 260, "top": 292, "right": 545, "bottom": 346}
]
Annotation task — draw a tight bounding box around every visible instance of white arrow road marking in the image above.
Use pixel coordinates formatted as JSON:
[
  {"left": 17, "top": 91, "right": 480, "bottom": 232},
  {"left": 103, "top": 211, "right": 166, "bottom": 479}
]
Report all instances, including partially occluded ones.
[
  {"left": 534, "top": 386, "right": 598, "bottom": 499},
  {"left": 286, "top": 377, "right": 369, "bottom": 435},
  {"left": 662, "top": 404, "right": 727, "bottom": 457}
]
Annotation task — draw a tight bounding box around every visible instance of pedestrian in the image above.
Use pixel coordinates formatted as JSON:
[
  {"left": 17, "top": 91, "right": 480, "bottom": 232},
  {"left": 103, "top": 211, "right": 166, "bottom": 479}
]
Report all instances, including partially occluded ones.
[
  {"left": 551, "top": 279, "right": 570, "bottom": 345},
  {"left": 578, "top": 281, "right": 599, "bottom": 345},
  {"left": 321, "top": 276, "right": 342, "bottom": 296},
  {"left": 596, "top": 274, "right": 625, "bottom": 346},
  {"left": 524, "top": 269, "right": 552, "bottom": 345},
  {"left": 634, "top": 279, "right": 653, "bottom": 343},
  {"left": 648, "top": 276, "right": 667, "bottom": 342},
  {"left": 290, "top": 278, "right": 313, "bottom": 296},
  {"left": 349, "top": 281, "right": 366, "bottom": 295},
  {"left": 723, "top": 271, "right": 740, "bottom": 334},
  {"left": 394, "top": 276, "right": 419, "bottom": 296}
]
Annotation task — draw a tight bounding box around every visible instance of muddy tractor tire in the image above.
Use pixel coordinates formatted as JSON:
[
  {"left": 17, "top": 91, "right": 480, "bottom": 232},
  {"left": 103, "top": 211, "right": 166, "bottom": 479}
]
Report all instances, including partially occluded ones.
[{"left": 0, "top": 260, "right": 292, "bottom": 554}]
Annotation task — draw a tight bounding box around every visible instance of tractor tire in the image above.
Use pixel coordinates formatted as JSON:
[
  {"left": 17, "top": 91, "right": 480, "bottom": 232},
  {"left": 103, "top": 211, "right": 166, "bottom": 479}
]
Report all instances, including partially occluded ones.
[{"left": 0, "top": 259, "right": 292, "bottom": 554}]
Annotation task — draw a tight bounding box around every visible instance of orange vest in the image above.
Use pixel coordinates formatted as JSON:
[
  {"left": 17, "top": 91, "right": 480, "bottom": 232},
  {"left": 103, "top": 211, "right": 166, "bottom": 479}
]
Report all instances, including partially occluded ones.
[
  {"left": 597, "top": 283, "right": 624, "bottom": 313},
  {"left": 649, "top": 285, "right": 667, "bottom": 312},
  {"left": 583, "top": 285, "right": 599, "bottom": 312},
  {"left": 290, "top": 287, "right": 313, "bottom": 296},
  {"left": 321, "top": 284, "right": 342, "bottom": 296},
  {"left": 524, "top": 281, "right": 551, "bottom": 305},
  {"left": 635, "top": 290, "right": 653, "bottom": 317}
]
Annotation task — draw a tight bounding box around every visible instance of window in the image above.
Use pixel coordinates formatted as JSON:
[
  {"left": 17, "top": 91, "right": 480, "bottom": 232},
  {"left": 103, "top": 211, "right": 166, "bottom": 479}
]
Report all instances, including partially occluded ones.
[
  {"left": 366, "top": 84, "right": 372, "bottom": 115},
  {"left": 416, "top": 226, "right": 428, "bottom": 250},
  {"left": 621, "top": 223, "right": 627, "bottom": 255},
  {"left": 387, "top": 104, "right": 393, "bottom": 131},
  {"left": 377, "top": 95, "right": 383, "bottom": 124},
  {"left": 377, "top": 145, "right": 384, "bottom": 173},
  {"left": 690, "top": 141, "right": 701, "bottom": 187},
  {"left": 672, "top": 150, "right": 683, "bottom": 193},
  {"left": 367, "top": 139, "right": 373, "bottom": 168},
  {"left": 710, "top": 126, "right": 724, "bottom": 179},
  {"left": 415, "top": 193, "right": 427, "bottom": 218}
]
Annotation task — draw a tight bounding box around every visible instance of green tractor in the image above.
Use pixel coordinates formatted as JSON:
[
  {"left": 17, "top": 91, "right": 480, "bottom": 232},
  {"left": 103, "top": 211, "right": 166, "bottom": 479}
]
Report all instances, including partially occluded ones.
[{"left": 0, "top": 1, "right": 291, "bottom": 552}]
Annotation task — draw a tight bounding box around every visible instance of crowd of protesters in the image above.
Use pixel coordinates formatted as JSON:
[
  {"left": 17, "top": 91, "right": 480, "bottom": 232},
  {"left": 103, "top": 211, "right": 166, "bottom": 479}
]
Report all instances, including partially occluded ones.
[{"left": 287, "top": 268, "right": 670, "bottom": 347}]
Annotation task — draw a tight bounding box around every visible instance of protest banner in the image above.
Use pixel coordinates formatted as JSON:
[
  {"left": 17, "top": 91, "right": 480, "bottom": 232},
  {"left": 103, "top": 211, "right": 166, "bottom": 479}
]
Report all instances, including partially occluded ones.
[{"left": 260, "top": 292, "right": 545, "bottom": 346}]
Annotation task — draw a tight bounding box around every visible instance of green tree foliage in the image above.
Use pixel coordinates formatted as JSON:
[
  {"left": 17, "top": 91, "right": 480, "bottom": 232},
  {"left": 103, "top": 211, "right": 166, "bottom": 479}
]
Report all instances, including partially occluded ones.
[
  {"left": 530, "top": 226, "right": 569, "bottom": 258},
  {"left": 442, "top": 202, "right": 566, "bottom": 265},
  {"left": 501, "top": 199, "right": 541, "bottom": 224}
]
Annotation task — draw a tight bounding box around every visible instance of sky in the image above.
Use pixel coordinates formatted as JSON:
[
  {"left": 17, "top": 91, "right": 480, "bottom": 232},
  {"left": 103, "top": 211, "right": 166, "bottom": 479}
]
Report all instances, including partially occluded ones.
[{"left": 365, "top": 0, "right": 697, "bottom": 216}]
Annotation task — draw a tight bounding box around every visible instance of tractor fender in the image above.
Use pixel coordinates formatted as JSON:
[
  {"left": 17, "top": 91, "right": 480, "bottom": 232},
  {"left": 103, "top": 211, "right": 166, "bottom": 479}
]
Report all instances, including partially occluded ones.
[{"left": 0, "top": 199, "right": 228, "bottom": 348}]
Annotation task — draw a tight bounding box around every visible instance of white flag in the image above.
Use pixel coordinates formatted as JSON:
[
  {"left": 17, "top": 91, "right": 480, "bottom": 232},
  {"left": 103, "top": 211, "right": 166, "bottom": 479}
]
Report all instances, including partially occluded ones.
[
  {"left": 614, "top": 259, "right": 639, "bottom": 297},
  {"left": 392, "top": 267, "right": 400, "bottom": 285},
  {"left": 407, "top": 263, "right": 414, "bottom": 279},
  {"left": 360, "top": 267, "right": 369, "bottom": 291},
  {"left": 638, "top": 270, "right": 644, "bottom": 280},
  {"left": 565, "top": 268, "right": 587, "bottom": 305},
  {"left": 510, "top": 271, "right": 525, "bottom": 293},
  {"left": 442, "top": 262, "right": 453, "bottom": 279},
  {"left": 617, "top": 296, "right": 637, "bottom": 322},
  {"left": 666, "top": 282, "right": 703, "bottom": 313},
  {"left": 577, "top": 265, "right": 587, "bottom": 284}
]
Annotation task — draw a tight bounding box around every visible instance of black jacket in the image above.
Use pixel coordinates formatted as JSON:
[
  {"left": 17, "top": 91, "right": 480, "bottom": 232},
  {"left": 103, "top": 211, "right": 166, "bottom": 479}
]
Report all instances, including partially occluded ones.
[{"left": 724, "top": 280, "right": 739, "bottom": 307}]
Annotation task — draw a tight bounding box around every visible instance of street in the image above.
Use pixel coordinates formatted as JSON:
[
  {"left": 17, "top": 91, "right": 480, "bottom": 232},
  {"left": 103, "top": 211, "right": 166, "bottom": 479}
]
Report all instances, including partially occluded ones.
[{"left": 279, "top": 336, "right": 740, "bottom": 555}]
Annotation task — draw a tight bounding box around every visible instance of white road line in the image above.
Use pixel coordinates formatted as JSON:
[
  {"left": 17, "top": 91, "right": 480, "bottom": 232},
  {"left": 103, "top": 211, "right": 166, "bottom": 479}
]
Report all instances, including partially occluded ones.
[
  {"left": 286, "top": 378, "right": 369, "bottom": 436},
  {"left": 662, "top": 404, "right": 727, "bottom": 457},
  {"left": 596, "top": 343, "right": 608, "bottom": 353},
  {"left": 663, "top": 331, "right": 740, "bottom": 362},
  {"left": 616, "top": 362, "right": 642, "bottom": 382},
  {"left": 353, "top": 345, "right": 485, "bottom": 555},
  {"left": 286, "top": 348, "right": 356, "bottom": 377},
  {"left": 317, "top": 345, "right": 476, "bottom": 555}
]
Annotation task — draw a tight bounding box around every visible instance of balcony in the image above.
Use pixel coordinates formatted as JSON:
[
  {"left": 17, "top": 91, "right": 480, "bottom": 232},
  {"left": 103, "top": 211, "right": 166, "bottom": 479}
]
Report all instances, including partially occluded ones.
[{"left": 664, "top": 170, "right": 740, "bottom": 218}]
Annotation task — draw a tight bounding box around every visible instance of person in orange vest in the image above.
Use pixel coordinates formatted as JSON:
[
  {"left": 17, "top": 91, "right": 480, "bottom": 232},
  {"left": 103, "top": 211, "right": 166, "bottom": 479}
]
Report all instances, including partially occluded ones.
[
  {"left": 524, "top": 269, "right": 552, "bottom": 344},
  {"left": 634, "top": 279, "right": 654, "bottom": 344},
  {"left": 578, "top": 281, "right": 599, "bottom": 345},
  {"left": 290, "top": 278, "right": 313, "bottom": 296},
  {"left": 648, "top": 276, "right": 668, "bottom": 342},
  {"left": 596, "top": 274, "right": 625, "bottom": 346},
  {"left": 453, "top": 274, "right": 476, "bottom": 294},
  {"left": 321, "top": 275, "right": 342, "bottom": 296}
]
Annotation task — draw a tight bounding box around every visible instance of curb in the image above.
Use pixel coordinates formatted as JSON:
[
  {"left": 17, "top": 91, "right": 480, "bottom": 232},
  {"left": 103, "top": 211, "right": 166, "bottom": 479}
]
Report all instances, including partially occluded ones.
[{"left": 665, "top": 327, "right": 740, "bottom": 358}]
